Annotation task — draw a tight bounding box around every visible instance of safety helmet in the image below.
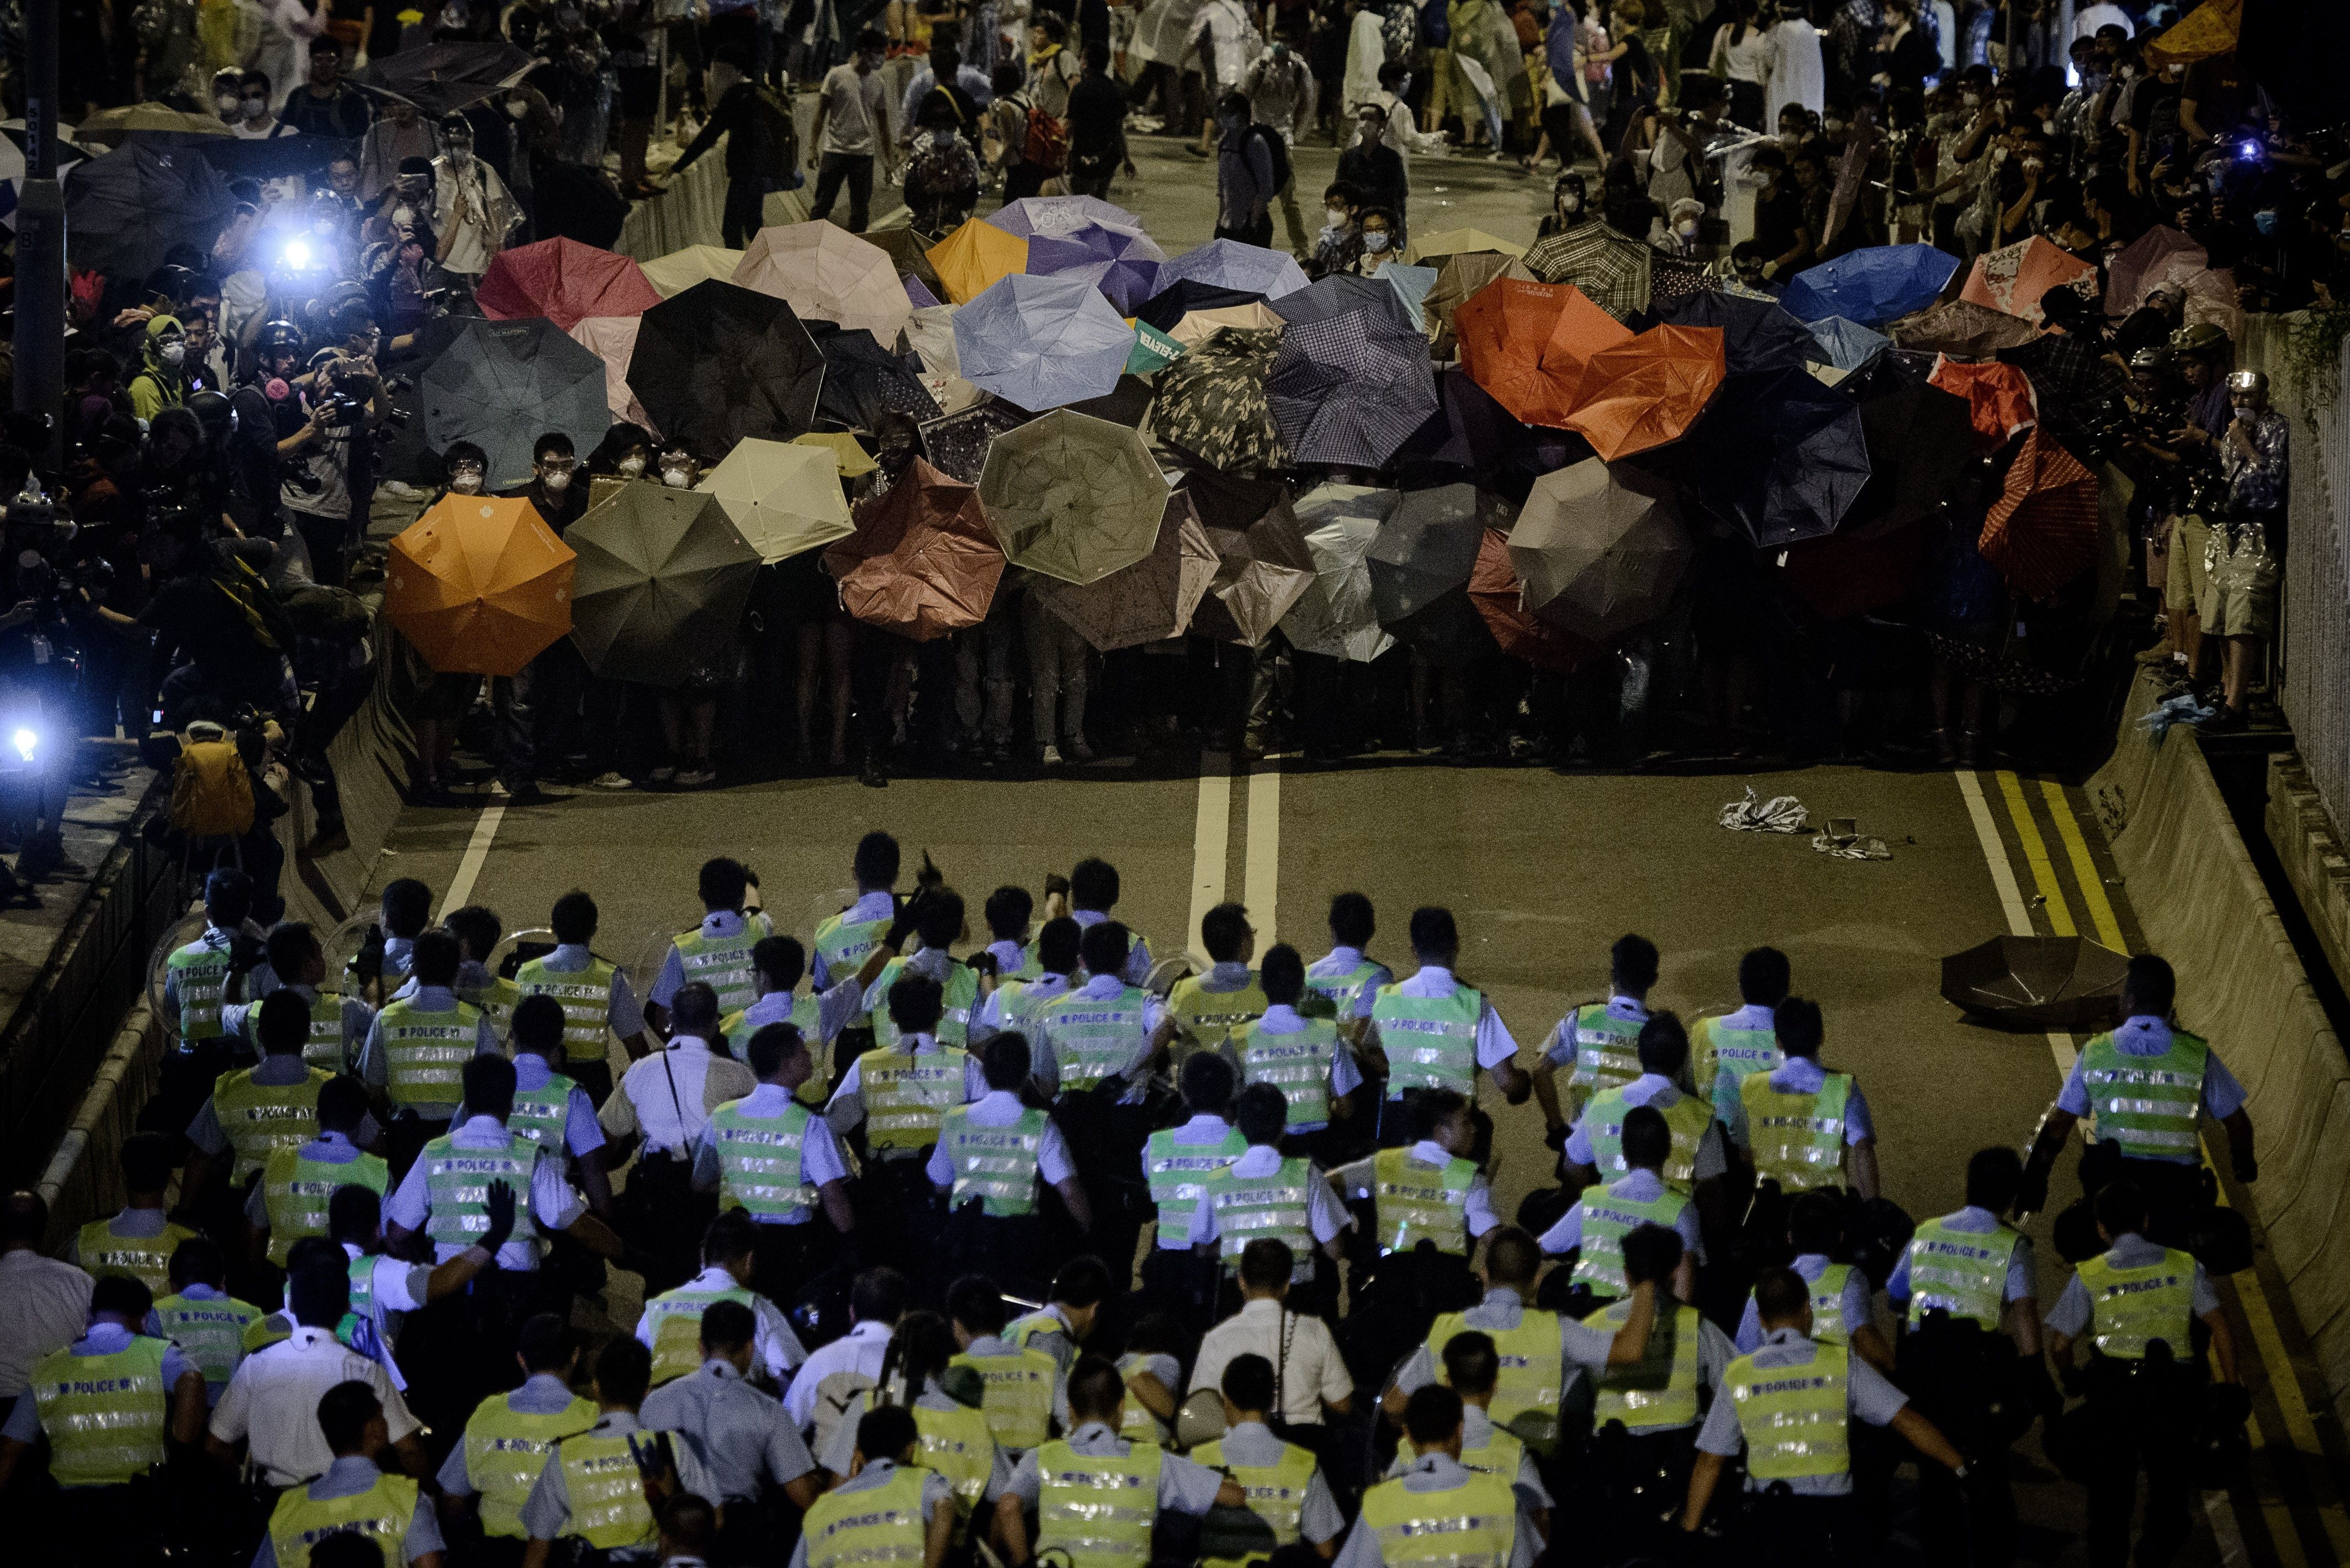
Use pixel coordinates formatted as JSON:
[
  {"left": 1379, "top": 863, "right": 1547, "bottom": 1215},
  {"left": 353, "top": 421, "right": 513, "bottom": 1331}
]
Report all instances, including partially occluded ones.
[
  {"left": 2225, "top": 368, "right": 2269, "bottom": 396},
  {"left": 187, "top": 389, "right": 235, "bottom": 439},
  {"left": 2128, "top": 347, "right": 2173, "bottom": 372},
  {"left": 2169, "top": 321, "right": 2227, "bottom": 356},
  {"left": 256, "top": 319, "right": 306, "bottom": 354}
]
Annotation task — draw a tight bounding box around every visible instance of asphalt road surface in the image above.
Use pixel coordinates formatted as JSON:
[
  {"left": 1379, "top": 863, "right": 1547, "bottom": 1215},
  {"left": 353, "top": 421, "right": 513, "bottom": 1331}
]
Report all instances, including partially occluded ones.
[{"left": 362, "top": 748, "right": 2349, "bottom": 1565}]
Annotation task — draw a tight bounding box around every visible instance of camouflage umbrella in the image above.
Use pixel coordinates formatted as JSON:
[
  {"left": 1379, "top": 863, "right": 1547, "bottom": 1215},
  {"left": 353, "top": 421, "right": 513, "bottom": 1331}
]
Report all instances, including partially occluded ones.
[
  {"left": 1152, "top": 328, "right": 1289, "bottom": 476},
  {"left": 977, "top": 410, "right": 1168, "bottom": 585},
  {"left": 1030, "top": 490, "right": 1219, "bottom": 650},
  {"left": 1523, "top": 221, "right": 1652, "bottom": 321},
  {"left": 1280, "top": 483, "right": 1401, "bottom": 664}
]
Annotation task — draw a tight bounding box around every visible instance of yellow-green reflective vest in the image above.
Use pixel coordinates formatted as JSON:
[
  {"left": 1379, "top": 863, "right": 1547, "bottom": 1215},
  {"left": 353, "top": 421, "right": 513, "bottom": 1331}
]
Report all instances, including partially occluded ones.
[
  {"left": 671, "top": 914, "right": 772, "bottom": 1017},
  {"left": 1585, "top": 1301, "right": 1703, "bottom": 1431},
  {"left": 1372, "top": 1146, "right": 1476, "bottom": 1256},
  {"left": 913, "top": 1400, "right": 997, "bottom": 1530},
  {"left": 2076, "top": 1247, "right": 2198, "bottom": 1361},
  {"left": 1903, "top": 1216, "right": 2021, "bottom": 1331},
  {"left": 296, "top": 990, "right": 352, "bottom": 1073},
  {"left": 555, "top": 1429, "right": 658, "bottom": 1550},
  {"left": 721, "top": 995, "right": 828, "bottom": 1108},
  {"left": 949, "top": 1345, "right": 1057, "bottom": 1451},
  {"left": 1693, "top": 1014, "right": 1779, "bottom": 1121},
  {"left": 1236, "top": 1018, "right": 1340, "bottom": 1128},
  {"left": 861, "top": 1046, "right": 972, "bottom": 1150},
  {"left": 2078, "top": 1030, "right": 2209, "bottom": 1162},
  {"left": 1358, "top": 1469, "right": 1518, "bottom": 1568},
  {"left": 152, "top": 1291, "right": 264, "bottom": 1387},
  {"left": 1740, "top": 1071, "right": 1851, "bottom": 1190},
  {"left": 514, "top": 955, "right": 620, "bottom": 1069},
  {"left": 871, "top": 958, "right": 982, "bottom": 1048},
  {"left": 464, "top": 974, "right": 522, "bottom": 1037},
  {"left": 1040, "top": 986, "right": 1151, "bottom": 1092},
  {"left": 1725, "top": 1341, "right": 1850, "bottom": 1481},
  {"left": 76, "top": 1215, "right": 200, "bottom": 1296},
  {"left": 1202, "top": 1156, "right": 1317, "bottom": 1279},
  {"left": 1144, "top": 1124, "right": 1247, "bottom": 1239},
  {"left": 1372, "top": 982, "right": 1483, "bottom": 1098},
  {"left": 1036, "top": 1438, "right": 1164, "bottom": 1568},
  {"left": 211, "top": 1064, "right": 333, "bottom": 1180},
  {"left": 462, "top": 1390, "right": 597, "bottom": 1538},
  {"left": 1382, "top": 1419, "right": 1525, "bottom": 1484},
  {"left": 1167, "top": 974, "right": 1270, "bottom": 1057},
  {"left": 707, "top": 1097, "right": 816, "bottom": 1221},
  {"left": 1427, "top": 1311, "right": 1565, "bottom": 1452},
  {"left": 1568, "top": 1004, "right": 1644, "bottom": 1092},
  {"left": 262, "top": 1146, "right": 389, "bottom": 1265},
  {"left": 1193, "top": 1437, "right": 1317, "bottom": 1568},
  {"left": 1801, "top": 1264, "right": 1856, "bottom": 1347},
  {"left": 1007, "top": 1312, "right": 1075, "bottom": 1373},
  {"left": 803, "top": 1463, "right": 931, "bottom": 1568},
  {"left": 989, "top": 976, "right": 1067, "bottom": 1046},
  {"left": 507, "top": 1063, "right": 580, "bottom": 1153},
  {"left": 419, "top": 1129, "right": 540, "bottom": 1257},
  {"left": 643, "top": 1280, "right": 759, "bottom": 1385},
  {"left": 1579, "top": 1085, "right": 1712, "bottom": 1193},
  {"left": 813, "top": 909, "right": 888, "bottom": 1027},
  {"left": 266, "top": 1469, "right": 417, "bottom": 1568},
  {"left": 32, "top": 1336, "right": 170, "bottom": 1487},
  {"left": 943, "top": 1106, "right": 1046, "bottom": 1216},
  {"left": 1303, "top": 956, "right": 1382, "bottom": 1020},
  {"left": 1569, "top": 1179, "right": 1694, "bottom": 1299},
  {"left": 1116, "top": 1354, "right": 1172, "bottom": 1444},
  {"left": 379, "top": 997, "right": 483, "bottom": 1109},
  {"left": 168, "top": 936, "right": 235, "bottom": 1041}
]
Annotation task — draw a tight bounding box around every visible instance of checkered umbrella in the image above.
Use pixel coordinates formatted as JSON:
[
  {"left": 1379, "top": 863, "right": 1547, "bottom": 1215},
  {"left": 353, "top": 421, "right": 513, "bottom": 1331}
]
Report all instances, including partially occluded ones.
[
  {"left": 1265, "top": 308, "right": 1439, "bottom": 469},
  {"left": 1523, "top": 222, "right": 1652, "bottom": 321}
]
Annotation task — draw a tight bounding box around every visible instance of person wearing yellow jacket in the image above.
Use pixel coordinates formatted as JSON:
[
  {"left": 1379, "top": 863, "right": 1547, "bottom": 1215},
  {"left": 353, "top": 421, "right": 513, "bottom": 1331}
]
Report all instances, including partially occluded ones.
[
  {"left": 517, "top": 1336, "right": 721, "bottom": 1568},
  {"left": 1338, "top": 1384, "right": 1539, "bottom": 1568},
  {"left": 793, "top": 1405, "right": 958, "bottom": 1568},
  {"left": 0, "top": 1274, "right": 207, "bottom": 1518},
  {"left": 256, "top": 1380, "right": 447, "bottom": 1568},
  {"left": 436, "top": 1313, "right": 598, "bottom": 1548}
]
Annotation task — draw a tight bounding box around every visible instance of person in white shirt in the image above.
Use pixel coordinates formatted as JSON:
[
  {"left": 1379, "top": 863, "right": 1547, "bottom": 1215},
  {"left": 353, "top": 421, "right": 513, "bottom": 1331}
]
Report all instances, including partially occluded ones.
[
  {"left": 1191, "top": 1083, "right": 1356, "bottom": 1320},
  {"left": 971, "top": 917, "right": 1078, "bottom": 1045},
  {"left": 784, "top": 1268, "right": 909, "bottom": 1459},
  {"left": 1764, "top": 0, "right": 1827, "bottom": 128},
  {"left": 605, "top": 983, "right": 759, "bottom": 1296},
  {"left": 794, "top": 1406, "right": 959, "bottom": 1568},
  {"left": 430, "top": 113, "right": 516, "bottom": 280},
  {"left": 385, "top": 1054, "right": 615, "bottom": 1272},
  {"left": 0, "top": 1191, "right": 96, "bottom": 1411},
  {"left": 1244, "top": 945, "right": 1367, "bottom": 1148},
  {"left": 1189, "top": 1239, "right": 1356, "bottom": 1436},
  {"left": 1065, "top": 857, "right": 1156, "bottom": 986}
]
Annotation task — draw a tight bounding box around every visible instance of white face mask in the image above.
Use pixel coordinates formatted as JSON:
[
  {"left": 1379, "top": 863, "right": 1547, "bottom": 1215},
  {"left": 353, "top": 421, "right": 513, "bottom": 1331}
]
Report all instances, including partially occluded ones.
[
  {"left": 451, "top": 472, "right": 485, "bottom": 493},
  {"left": 542, "top": 468, "right": 571, "bottom": 491},
  {"left": 160, "top": 342, "right": 188, "bottom": 365},
  {"left": 661, "top": 466, "right": 691, "bottom": 488},
  {"left": 1362, "top": 230, "right": 1390, "bottom": 253},
  {"left": 241, "top": 96, "right": 267, "bottom": 118},
  {"left": 1325, "top": 207, "right": 1349, "bottom": 228},
  {"left": 618, "top": 454, "right": 648, "bottom": 476},
  {"left": 506, "top": 98, "right": 528, "bottom": 119},
  {"left": 1675, "top": 219, "right": 1700, "bottom": 239},
  {"left": 218, "top": 93, "right": 242, "bottom": 115},
  {"left": 2041, "top": 118, "right": 2057, "bottom": 135}
]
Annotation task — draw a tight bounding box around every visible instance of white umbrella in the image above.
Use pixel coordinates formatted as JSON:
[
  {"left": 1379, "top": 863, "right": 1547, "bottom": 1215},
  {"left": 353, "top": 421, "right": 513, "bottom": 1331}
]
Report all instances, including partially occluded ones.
[{"left": 694, "top": 438, "right": 854, "bottom": 564}]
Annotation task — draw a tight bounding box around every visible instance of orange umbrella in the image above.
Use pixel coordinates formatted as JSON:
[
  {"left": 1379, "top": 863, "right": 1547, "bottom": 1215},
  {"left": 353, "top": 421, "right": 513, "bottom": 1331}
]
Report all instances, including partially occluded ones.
[
  {"left": 1979, "top": 430, "right": 2099, "bottom": 600},
  {"left": 1959, "top": 237, "right": 2098, "bottom": 325},
  {"left": 1455, "top": 278, "right": 1627, "bottom": 428},
  {"left": 1562, "top": 324, "right": 1726, "bottom": 461},
  {"left": 927, "top": 219, "right": 1029, "bottom": 305},
  {"left": 1928, "top": 355, "right": 2038, "bottom": 451},
  {"left": 384, "top": 494, "right": 576, "bottom": 675}
]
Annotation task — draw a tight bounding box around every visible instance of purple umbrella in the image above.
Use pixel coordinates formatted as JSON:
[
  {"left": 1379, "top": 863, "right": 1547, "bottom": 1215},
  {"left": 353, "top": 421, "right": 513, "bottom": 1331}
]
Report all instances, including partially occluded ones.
[
  {"left": 1026, "top": 221, "right": 1168, "bottom": 314},
  {"left": 1266, "top": 306, "right": 1440, "bottom": 469},
  {"left": 1151, "top": 239, "right": 1310, "bottom": 303},
  {"left": 986, "top": 194, "right": 1146, "bottom": 239}
]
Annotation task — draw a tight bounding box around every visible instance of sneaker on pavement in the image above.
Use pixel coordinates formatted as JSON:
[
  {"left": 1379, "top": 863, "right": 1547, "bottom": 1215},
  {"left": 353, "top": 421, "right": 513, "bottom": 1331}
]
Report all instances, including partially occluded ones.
[
  {"left": 588, "top": 770, "right": 634, "bottom": 790},
  {"left": 1038, "top": 743, "right": 1063, "bottom": 767},
  {"left": 675, "top": 767, "right": 715, "bottom": 787},
  {"left": 648, "top": 764, "right": 677, "bottom": 783}
]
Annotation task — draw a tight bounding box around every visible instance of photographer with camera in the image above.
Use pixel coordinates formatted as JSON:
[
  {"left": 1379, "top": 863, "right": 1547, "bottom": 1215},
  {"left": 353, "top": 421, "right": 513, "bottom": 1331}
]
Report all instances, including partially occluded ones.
[{"left": 279, "top": 307, "right": 389, "bottom": 589}]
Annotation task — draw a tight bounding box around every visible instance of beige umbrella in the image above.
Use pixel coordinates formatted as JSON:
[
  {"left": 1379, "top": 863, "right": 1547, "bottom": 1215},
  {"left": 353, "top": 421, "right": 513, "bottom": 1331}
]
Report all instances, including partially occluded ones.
[
  {"left": 641, "top": 243, "right": 744, "bottom": 298},
  {"left": 1405, "top": 227, "right": 1527, "bottom": 266},
  {"left": 1423, "top": 253, "right": 1538, "bottom": 347},
  {"left": 73, "top": 103, "right": 231, "bottom": 144},
  {"left": 567, "top": 314, "right": 658, "bottom": 435},
  {"left": 1169, "top": 301, "right": 1285, "bottom": 348},
  {"left": 695, "top": 438, "right": 854, "bottom": 564},
  {"left": 1030, "top": 490, "right": 1219, "bottom": 650},
  {"left": 737, "top": 221, "right": 913, "bottom": 348},
  {"left": 1509, "top": 458, "right": 1690, "bottom": 641},
  {"left": 976, "top": 410, "right": 1168, "bottom": 586}
]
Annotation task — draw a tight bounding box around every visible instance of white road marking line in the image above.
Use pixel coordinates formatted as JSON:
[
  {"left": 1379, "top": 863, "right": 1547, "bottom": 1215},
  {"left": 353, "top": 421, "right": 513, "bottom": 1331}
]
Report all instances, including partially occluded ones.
[
  {"left": 1245, "top": 763, "right": 1281, "bottom": 945},
  {"left": 1189, "top": 754, "right": 1231, "bottom": 957},
  {"left": 1954, "top": 770, "right": 2078, "bottom": 1069},
  {"left": 438, "top": 802, "right": 507, "bottom": 918}
]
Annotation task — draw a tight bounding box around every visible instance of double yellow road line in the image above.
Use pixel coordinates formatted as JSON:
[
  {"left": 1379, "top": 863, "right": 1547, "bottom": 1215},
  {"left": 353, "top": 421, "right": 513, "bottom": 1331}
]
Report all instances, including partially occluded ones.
[{"left": 1956, "top": 769, "right": 2350, "bottom": 1566}]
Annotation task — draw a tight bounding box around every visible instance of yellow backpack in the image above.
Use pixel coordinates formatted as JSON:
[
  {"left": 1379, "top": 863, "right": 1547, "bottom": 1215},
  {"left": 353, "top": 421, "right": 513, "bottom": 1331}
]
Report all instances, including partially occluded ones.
[{"left": 171, "top": 728, "right": 255, "bottom": 839}]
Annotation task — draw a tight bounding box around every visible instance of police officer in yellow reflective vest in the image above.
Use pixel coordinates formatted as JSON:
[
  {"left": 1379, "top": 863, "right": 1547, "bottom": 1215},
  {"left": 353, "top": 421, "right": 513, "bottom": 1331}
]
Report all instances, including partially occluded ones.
[
  {"left": 224, "top": 923, "right": 375, "bottom": 1077},
  {"left": 258, "top": 1380, "right": 447, "bottom": 1568},
  {"left": 810, "top": 833, "right": 904, "bottom": 1056},
  {"left": 146, "top": 1235, "right": 265, "bottom": 1405},
  {"left": 1235, "top": 945, "right": 1366, "bottom": 1165},
  {"left": 720, "top": 938, "right": 840, "bottom": 1108},
  {"left": 1537, "top": 1106, "right": 1703, "bottom": 1303},
  {"left": 695, "top": 1021, "right": 861, "bottom": 1299},
  {"left": 634, "top": 1213, "right": 809, "bottom": 1387},
  {"left": 793, "top": 1405, "right": 957, "bottom": 1568},
  {"left": 156, "top": 869, "right": 258, "bottom": 1135},
  {"left": 1691, "top": 946, "right": 1788, "bottom": 1125},
  {"left": 1733, "top": 1191, "right": 1892, "bottom": 1374},
  {"left": 1729, "top": 997, "right": 1883, "bottom": 1202},
  {"left": 1153, "top": 902, "right": 1271, "bottom": 1066},
  {"left": 825, "top": 972, "right": 983, "bottom": 1276},
  {"left": 255, "top": 1075, "right": 389, "bottom": 1269},
  {"left": 1560, "top": 1014, "right": 1727, "bottom": 1209},
  {"left": 518, "top": 1336, "right": 722, "bottom": 1568},
  {"left": 1304, "top": 891, "right": 1394, "bottom": 1051},
  {"left": 993, "top": 1354, "right": 1245, "bottom": 1567},
  {"left": 357, "top": 931, "right": 499, "bottom": 1170},
  {"left": 1193, "top": 1083, "right": 1357, "bottom": 1320},
  {"left": 1341, "top": 1384, "right": 1537, "bottom": 1568},
  {"left": 978, "top": 884, "right": 1045, "bottom": 984},
  {"left": 647, "top": 857, "right": 777, "bottom": 1037},
  {"left": 515, "top": 889, "right": 652, "bottom": 1105},
  {"left": 1331, "top": 1088, "right": 1495, "bottom": 1343},
  {"left": 186, "top": 989, "right": 336, "bottom": 1226},
  {"left": 946, "top": 1276, "right": 1062, "bottom": 1459},
  {"left": 2046, "top": 1178, "right": 2238, "bottom": 1568},
  {"left": 930, "top": 1027, "right": 1094, "bottom": 1294},
  {"left": 2020, "top": 954, "right": 2258, "bottom": 1234},
  {"left": 1141, "top": 1054, "right": 1246, "bottom": 1327},
  {"left": 1364, "top": 908, "right": 1528, "bottom": 1146},
  {"left": 0, "top": 1274, "right": 207, "bottom": 1547},
  {"left": 1192, "top": 1352, "right": 1349, "bottom": 1567},
  {"left": 1682, "top": 1267, "right": 1968, "bottom": 1568},
  {"left": 71, "top": 1132, "right": 200, "bottom": 1298},
  {"left": 861, "top": 890, "right": 983, "bottom": 1053},
  {"left": 439, "top": 905, "right": 525, "bottom": 1040},
  {"left": 970, "top": 917, "right": 1079, "bottom": 1050},
  {"left": 440, "top": 1312, "right": 597, "bottom": 1563},
  {"left": 1034, "top": 920, "right": 1162, "bottom": 1280},
  {"left": 1532, "top": 933, "right": 1658, "bottom": 1135},
  {"left": 1887, "top": 1148, "right": 2047, "bottom": 1568}
]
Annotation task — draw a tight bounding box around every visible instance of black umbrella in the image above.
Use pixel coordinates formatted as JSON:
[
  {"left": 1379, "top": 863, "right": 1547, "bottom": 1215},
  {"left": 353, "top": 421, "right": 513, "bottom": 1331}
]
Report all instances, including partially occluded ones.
[
  {"left": 377, "top": 316, "right": 470, "bottom": 483},
  {"left": 1395, "top": 367, "right": 1589, "bottom": 488},
  {"left": 65, "top": 142, "right": 233, "bottom": 280},
  {"left": 1036, "top": 373, "right": 1153, "bottom": 428},
  {"left": 627, "top": 280, "right": 825, "bottom": 457},
  {"left": 1134, "top": 278, "right": 1266, "bottom": 333},
  {"left": 855, "top": 226, "right": 945, "bottom": 305},
  {"left": 1653, "top": 367, "right": 1871, "bottom": 550},
  {"left": 421, "top": 316, "right": 612, "bottom": 490},
  {"left": 919, "top": 396, "right": 1033, "bottom": 484},
  {"left": 806, "top": 321, "right": 941, "bottom": 433},
  {"left": 194, "top": 134, "right": 352, "bottom": 182},
  {"left": 1846, "top": 379, "right": 1976, "bottom": 535},
  {"left": 357, "top": 41, "right": 539, "bottom": 117},
  {"left": 1369, "top": 483, "right": 1515, "bottom": 668},
  {"left": 1656, "top": 288, "right": 1818, "bottom": 376},
  {"left": 568, "top": 482, "right": 762, "bottom": 686},
  {"left": 1940, "top": 935, "right": 2128, "bottom": 1032}
]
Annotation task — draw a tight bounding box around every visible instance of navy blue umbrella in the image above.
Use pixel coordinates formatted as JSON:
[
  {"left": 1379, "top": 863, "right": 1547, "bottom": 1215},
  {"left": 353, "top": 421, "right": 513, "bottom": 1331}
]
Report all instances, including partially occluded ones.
[{"left": 1656, "top": 289, "right": 1818, "bottom": 377}]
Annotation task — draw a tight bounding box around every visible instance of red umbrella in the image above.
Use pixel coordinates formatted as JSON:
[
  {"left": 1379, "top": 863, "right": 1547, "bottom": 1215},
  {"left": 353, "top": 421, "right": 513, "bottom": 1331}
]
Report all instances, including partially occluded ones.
[
  {"left": 823, "top": 460, "right": 1006, "bottom": 639},
  {"left": 1927, "top": 356, "right": 2038, "bottom": 452},
  {"left": 1780, "top": 520, "right": 1931, "bottom": 621},
  {"left": 1455, "top": 277, "right": 1628, "bottom": 428},
  {"left": 1979, "top": 430, "right": 2099, "bottom": 600},
  {"left": 477, "top": 237, "right": 663, "bottom": 332},
  {"left": 1468, "top": 527, "right": 1596, "bottom": 671}
]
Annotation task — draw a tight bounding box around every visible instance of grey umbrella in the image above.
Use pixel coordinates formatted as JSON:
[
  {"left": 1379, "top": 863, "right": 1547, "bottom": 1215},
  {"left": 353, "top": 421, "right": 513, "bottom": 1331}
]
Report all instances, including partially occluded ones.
[
  {"left": 64, "top": 141, "right": 233, "bottom": 281},
  {"left": 567, "top": 483, "right": 761, "bottom": 687},
  {"left": 1282, "top": 483, "right": 1401, "bottom": 664},
  {"left": 420, "top": 316, "right": 613, "bottom": 491},
  {"left": 1509, "top": 459, "right": 1691, "bottom": 642},
  {"left": 1369, "top": 483, "right": 1513, "bottom": 666}
]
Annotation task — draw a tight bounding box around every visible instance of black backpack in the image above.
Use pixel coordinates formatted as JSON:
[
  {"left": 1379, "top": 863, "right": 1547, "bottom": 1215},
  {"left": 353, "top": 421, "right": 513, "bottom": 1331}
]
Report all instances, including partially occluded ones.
[
  {"left": 1248, "top": 123, "right": 1292, "bottom": 197},
  {"left": 750, "top": 84, "right": 803, "bottom": 188}
]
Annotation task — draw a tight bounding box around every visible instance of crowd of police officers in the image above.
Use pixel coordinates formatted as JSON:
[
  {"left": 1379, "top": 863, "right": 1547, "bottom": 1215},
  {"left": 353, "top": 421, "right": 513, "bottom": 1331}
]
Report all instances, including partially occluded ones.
[{"left": 0, "top": 829, "right": 2261, "bottom": 1568}]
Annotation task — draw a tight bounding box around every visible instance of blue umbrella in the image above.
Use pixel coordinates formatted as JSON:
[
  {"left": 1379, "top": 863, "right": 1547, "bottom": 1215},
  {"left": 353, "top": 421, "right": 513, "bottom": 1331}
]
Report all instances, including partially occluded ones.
[
  {"left": 1151, "top": 238, "right": 1310, "bottom": 303},
  {"left": 1780, "top": 245, "right": 1961, "bottom": 327},
  {"left": 1274, "top": 272, "right": 1419, "bottom": 333},
  {"left": 952, "top": 272, "right": 1135, "bottom": 411},
  {"left": 1678, "top": 365, "right": 1873, "bottom": 549},
  {"left": 1026, "top": 221, "right": 1167, "bottom": 314},
  {"left": 1383, "top": 263, "right": 1438, "bottom": 330},
  {"left": 1266, "top": 306, "right": 1439, "bottom": 469},
  {"left": 986, "top": 194, "right": 1145, "bottom": 239},
  {"left": 1656, "top": 288, "right": 1816, "bottom": 376},
  {"left": 1806, "top": 315, "right": 1891, "bottom": 372}
]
